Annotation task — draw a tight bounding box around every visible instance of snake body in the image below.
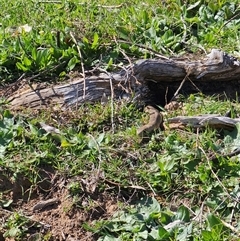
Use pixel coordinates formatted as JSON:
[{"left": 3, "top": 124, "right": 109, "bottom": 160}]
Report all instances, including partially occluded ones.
[{"left": 137, "top": 105, "right": 163, "bottom": 136}]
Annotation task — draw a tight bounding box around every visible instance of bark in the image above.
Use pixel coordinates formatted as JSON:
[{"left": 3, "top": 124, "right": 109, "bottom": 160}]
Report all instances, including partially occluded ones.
[
  {"left": 5, "top": 49, "right": 240, "bottom": 109},
  {"left": 168, "top": 114, "right": 240, "bottom": 130}
]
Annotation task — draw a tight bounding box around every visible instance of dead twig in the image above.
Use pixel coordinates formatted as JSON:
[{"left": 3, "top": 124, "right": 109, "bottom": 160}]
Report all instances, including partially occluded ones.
[
  {"left": 104, "top": 178, "right": 146, "bottom": 191},
  {"left": 5, "top": 61, "right": 66, "bottom": 99},
  {"left": 187, "top": 76, "right": 202, "bottom": 92},
  {"left": 70, "top": 31, "right": 86, "bottom": 101},
  {"left": 27, "top": 61, "right": 67, "bottom": 82},
  {"left": 209, "top": 148, "right": 240, "bottom": 162},
  {"left": 146, "top": 182, "right": 156, "bottom": 196},
  {"left": 180, "top": 15, "right": 187, "bottom": 44},
  {"left": 165, "top": 86, "right": 168, "bottom": 105},
  {"left": 4, "top": 73, "right": 26, "bottom": 97},
  {"left": 109, "top": 77, "right": 115, "bottom": 133},
  {"left": 98, "top": 3, "right": 124, "bottom": 8},
  {"left": 217, "top": 12, "right": 240, "bottom": 35},
  {"left": 115, "top": 40, "right": 170, "bottom": 60},
  {"left": 221, "top": 219, "right": 240, "bottom": 236},
  {"left": 170, "top": 71, "right": 189, "bottom": 102},
  {"left": 97, "top": 67, "right": 115, "bottom": 132},
  {"left": 38, "top": 0, "right": 61, "bottom": 3}
]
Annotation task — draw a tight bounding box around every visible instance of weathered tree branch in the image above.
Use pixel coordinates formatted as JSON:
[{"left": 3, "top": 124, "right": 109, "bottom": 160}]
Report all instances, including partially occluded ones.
[{"left": 5, "top": 49, "right": 240, "bottom": 109}]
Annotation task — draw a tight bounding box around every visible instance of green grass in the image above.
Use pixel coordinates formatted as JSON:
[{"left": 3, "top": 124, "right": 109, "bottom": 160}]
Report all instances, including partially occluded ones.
[
  {"left": 0, "top": 0, "right": 240, "bottom": 82},
  {"left": 1, "top": 0, "right": 240, "bottom": 240},
  {"left": 1, "top": 95, "right": 240, "bottom": 240}
]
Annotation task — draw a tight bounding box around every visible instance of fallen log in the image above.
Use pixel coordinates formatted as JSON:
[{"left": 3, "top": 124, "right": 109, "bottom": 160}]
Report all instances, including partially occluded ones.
[
  {"left": 168, "top": 114, "right": 240, "bottom": 130},
  {"left": 4, "top": 49, "right": 240, "bottom": 110}
]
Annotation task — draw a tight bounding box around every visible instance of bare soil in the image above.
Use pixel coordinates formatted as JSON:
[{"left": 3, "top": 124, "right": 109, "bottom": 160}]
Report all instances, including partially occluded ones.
[{"left": 0, "top": 168, "right": 119, "bottom": 241}]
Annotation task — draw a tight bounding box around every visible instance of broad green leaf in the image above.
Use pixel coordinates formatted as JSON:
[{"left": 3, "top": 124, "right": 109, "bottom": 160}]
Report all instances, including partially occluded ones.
[
  {"left": 96, "top": 133, "right": 105, "bottom": 144},
  {"left": 83, "top": 36, "right": 89, "bottom": 44},
  {"left": 158, "top": 226, "right": 170, "bottom": 239},
  {"left": 116, "top": 26, "right": 130, "bottom": 40},
  {"left": 4, "top": 227, "right": 20, "bottom": 237},
  {"left": 224, "top": 123, "right": 240, "bottom": 152},
  {"left": 187, "top": 1, "right": 201, "bottom": 10},
  {"left": 88, "top": 136, "right": 98, "bottom": 149},
  {"left": 148, "top": 27, "right": 156, "bottom": 38},
  {"left": 98, "top": 235, "right": 120, "bottom": 241},
  {"left": 137, "top": 197, "right": 161, "bottom": 218},
  {"left": 207, "top": 214, "right": 222, "bottom": 228},
  {"left": 175, "top": 206, "right": 190, "bottom": 222},
  {"left": 23, "top": 56, "right": 32, "bottom": 66},
  {"left": 134, "top": 230, "right": 148, "bottom": 239},
  {"left": 91, "top": 32, "right": 99, "bottom": 50},
  {"left": 185, "top": 16, "right": 201, "bottom": 24},
  {"left": 61, "top": 138, "right": 72, "bottom": 147},
  {"left": 164, "top": 158, "right": 176, "bottom": 171},
  {"left": 177, "top": 223, "right": 193, "bottom": 241},
  {"left": 28, "top": 123, "right": 40, "bottom": 136},
  {"left": 160, "top": 212, "right": 172, "bottom": 225},
  {"left": 206, "top": 213, "right": 227, "bottom": 235},
  {"left": 142, "top": 10, "right": 149, "bottom": 24},
  {"left": 16, "top": 61, "right": 29, "bottom": 71},
  {"left": 107, "top": 58, "right": 113, "bottom": 70},
  {"left": 67, "top": 56, "right": 79, "bottom": 71},
  {"left": 31, "top": 47, "right": 37, "bottom": 61},
  {"left": 3, "top": 110, "right": 13, "bottom": 118}
]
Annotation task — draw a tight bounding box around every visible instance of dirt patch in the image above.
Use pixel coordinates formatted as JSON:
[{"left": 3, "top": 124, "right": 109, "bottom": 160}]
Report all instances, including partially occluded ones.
[{"left": 0, "top": 169, "right": 119, "bottom": 241}]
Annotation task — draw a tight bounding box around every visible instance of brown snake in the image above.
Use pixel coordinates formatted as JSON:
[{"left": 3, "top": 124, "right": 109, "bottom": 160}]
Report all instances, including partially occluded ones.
[{"left": 137, "top": 105, "right": 163, "bottom": 136}]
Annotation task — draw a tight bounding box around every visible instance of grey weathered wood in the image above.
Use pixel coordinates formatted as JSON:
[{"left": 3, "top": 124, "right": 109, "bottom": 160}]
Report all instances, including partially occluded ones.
[
  {"left": 6, "top": 49, "right": 240, "bottom": 109},
  {"left": 168, "top": 114, "right": 240, "bottom": 130}
]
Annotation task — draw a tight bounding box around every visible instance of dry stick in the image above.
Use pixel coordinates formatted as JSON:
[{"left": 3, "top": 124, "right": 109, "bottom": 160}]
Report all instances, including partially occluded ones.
[
  {"left": 114, "top": 37, "right": 133, "bottom": 69},
  {"left": 170, "top": 71, "right": 189, "bottom": 102},
  {"left": 5, "top": 73, "right": 26, "bottom": 96},
  {"left": 113, "top": 36, "right": 134, "bottom": 91},
  {"left": 221, "top": 220, "right": 240, "bottom": 236},
  {"left": 98, "top": 3, "right": 123, "bottom": 8},
  {"left": 180, "top": 16, "right": 207, "bottom": 54},
  {"left": 193, "top": 195, "right": 207, "bottom": 229},
  {"left": 199, "top": 146, "right": 239, "bottom": 203},
  {"left": 26, "top": 61, "right": 67, "bottom": 104},
  {"left": 5, "top": 61, "right": 66, "bottom": 98},
  {"left": 104, "top": 178, "right": 146, "bottom": 190},
  {"left": 230, "top": 200, "right": 238, "bottom": 226},
  {"left": 109, "top": 77, "right": 115, "bottom": 133},
  {"left": 77, "top": 3, "right": 124, "bottom": 8},
  {"left": 97, "top": 67, "right": 115, "bottom": 132},
  {"left": 27, "top": 60, "right": 66, "bottom": 82},
  {"left": 69, "top": 31, "right": 86, "bottom": 101},
  {"left": 32, "top": 198, "right": 59, "bottom": 211},
  {"left": 112, "top": 63, "right": 133, "bottom": 93},
  {"left": 117, "top": 50, "right": 132, "bottom": 80},
  {"left": 165, "top": 86, "right": 168, "bottom": 105},
  {"left": 38, "top": 0, "right": 61, "bottom": 3},
  {"left": 209, "top": 148, "right": 240, "bottom": 162},
  {"left": 217, "top": 12, "right": 240, "bottom": 35},
  {"left": 9, "top": 73, "right": 25, "bottom": 86},
  {"left": 146, "top": 182, "right": 156, "bottom": 196},
  {"left": 181, "top": 15, "right": 187, "bottom": 44},
  {"left": 187, "top": 76, "right": 202, "bottom": 92},
  {"left": 115, "top": 40, "right": 170, "bottom": 60}
]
